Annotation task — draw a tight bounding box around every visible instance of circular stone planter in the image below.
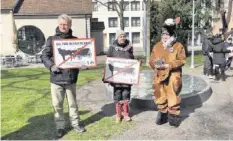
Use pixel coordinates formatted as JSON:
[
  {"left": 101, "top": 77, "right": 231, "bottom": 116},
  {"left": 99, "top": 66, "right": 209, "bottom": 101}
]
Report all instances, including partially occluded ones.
[{"left": 104, "top": 70, "right": 212, "bottom": 109}]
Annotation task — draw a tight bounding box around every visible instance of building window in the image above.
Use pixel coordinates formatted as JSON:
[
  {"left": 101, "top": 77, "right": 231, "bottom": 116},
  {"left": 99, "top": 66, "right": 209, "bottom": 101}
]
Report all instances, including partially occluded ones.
[
  {"left": 123, "top": 1, "right": 129, "bottom": 11},
  {"left": 109, "top": 33, "right": 116, "bottom": 45},
  {"left": 109, "top": 17, "right": 118, "bottom": 27},
  {"left": 92, "top": 2, "right": 98, "bottom": 11},
  {"left": 132, "top": 32, "right": 140, "bottom": 44},
  {"left": 125, "top": 32, "right": 129, "bottom": 39},
  {"left": 108, "top": 2, "right": 117, "bottom": 11},
  {"left": 131, "top": 17, "right": 140, "bottom": 27},
  {"left": 17, "top": 26, "right": 45, "bottom": 55},
  {"left": 142, "top": 1, "right": 145, "bottom": 10},
  {"left": 131, "top": 1, "right": 140, "bottom": 11},
  {"left": 91, "top": 18, "right": 98, "bottom": 22},
  {"left": 123, "top": 17, "right": 129, "bottom": 27}
]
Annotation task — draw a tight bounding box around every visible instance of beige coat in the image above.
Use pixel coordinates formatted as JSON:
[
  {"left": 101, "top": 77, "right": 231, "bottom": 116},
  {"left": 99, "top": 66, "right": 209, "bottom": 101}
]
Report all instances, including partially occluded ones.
[{"left": 149, "top": 40, "right": 186, "bottom": 115}]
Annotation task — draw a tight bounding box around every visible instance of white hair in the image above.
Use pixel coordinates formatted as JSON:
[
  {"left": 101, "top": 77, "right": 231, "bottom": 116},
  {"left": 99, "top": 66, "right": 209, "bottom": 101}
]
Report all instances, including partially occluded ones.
[{"left": 58, "top": 14, "right": 72, "bottom": 25}]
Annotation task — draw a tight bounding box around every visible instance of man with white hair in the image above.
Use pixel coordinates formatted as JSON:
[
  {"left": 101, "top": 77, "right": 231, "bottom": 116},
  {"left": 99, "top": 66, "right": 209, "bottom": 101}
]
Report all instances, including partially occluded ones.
[{"left": 41, "top": 14, "right": 85, "bottom": 138}]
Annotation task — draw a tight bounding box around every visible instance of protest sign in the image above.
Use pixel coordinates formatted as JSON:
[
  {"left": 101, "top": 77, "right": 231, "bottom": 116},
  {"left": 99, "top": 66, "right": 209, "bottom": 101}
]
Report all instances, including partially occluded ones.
[
  {"left": 53, "top": 38, "right": 96, "bottom": 69},
  {"left": 103, "top": 57, "right": 140, "bottom": 85}
]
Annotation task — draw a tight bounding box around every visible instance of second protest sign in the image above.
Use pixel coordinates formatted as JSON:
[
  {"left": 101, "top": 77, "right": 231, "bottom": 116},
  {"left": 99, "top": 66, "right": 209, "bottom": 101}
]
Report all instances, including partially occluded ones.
[{"left": 104, "top": 57, "right": 140, "bottom": 85}]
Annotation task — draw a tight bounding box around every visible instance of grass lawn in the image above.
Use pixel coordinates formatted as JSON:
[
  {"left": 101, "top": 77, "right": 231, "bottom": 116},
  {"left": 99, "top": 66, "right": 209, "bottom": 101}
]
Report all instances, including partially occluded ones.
[
  {"left": 185, "top": 53, "right": 204, "bottom": 67},
  {"left": 1, "top": 65, "right": 134, "bottom": 140}
]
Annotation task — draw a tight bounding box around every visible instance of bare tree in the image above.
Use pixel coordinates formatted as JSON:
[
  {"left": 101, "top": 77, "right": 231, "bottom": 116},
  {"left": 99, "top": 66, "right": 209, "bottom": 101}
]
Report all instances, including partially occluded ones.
[
  {"left": 94, "top": 0, "right": 136, "bottom": 30},
  {"left": 220, "top": 0, "right": 233, "bottom": 39},
  {"left": 95, "top": 0, "right": 152, "bottom": 60}
]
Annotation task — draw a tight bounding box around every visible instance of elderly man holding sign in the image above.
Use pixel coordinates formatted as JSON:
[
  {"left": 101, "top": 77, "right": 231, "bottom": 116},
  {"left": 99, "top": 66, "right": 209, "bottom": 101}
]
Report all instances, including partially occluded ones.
[{"left": 41, "top": 14, "right": 86, "bottom": 138}]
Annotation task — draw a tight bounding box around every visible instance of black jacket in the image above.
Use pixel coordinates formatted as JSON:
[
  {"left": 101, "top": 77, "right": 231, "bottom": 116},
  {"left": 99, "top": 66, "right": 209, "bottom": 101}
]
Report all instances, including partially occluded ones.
[
  {"left": 202, "top": 36, "right": 213, "bottom": 55},
  {"left": 210, "top": 37, "right": 230, "bottom": 65},
  {"left": 41, "top": 27, "right": 79, "bottom": 85}
]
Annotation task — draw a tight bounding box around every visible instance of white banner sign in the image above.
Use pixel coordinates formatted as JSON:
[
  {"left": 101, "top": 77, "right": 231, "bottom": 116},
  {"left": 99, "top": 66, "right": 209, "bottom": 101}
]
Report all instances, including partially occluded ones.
[
  {"left": 53, "top": 38, "right": 96, "bottom": 69},
  {"left": 104, "top": 57, "right": 140, "bottom": 85}
]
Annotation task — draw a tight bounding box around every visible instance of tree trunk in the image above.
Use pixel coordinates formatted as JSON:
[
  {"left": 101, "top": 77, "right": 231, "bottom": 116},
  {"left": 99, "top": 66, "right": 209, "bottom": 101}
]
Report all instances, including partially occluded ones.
[
  {"left": 224, "top": 0, "right": 233, "bottom": 39},
  {"left": 215, "top": 0, "right": 220, "bottom": 11},
  {"left": 119, "top": 1, "right": 124, "bottom": 30},
  {"left": 116, "top": 0, "right": 125, "bottom": 30},
  {"left": 226, "top": 0, "right": 232, "bottom": 25},
  {"left": 119, "top": 14, "right": 124, "bottom": 30}
]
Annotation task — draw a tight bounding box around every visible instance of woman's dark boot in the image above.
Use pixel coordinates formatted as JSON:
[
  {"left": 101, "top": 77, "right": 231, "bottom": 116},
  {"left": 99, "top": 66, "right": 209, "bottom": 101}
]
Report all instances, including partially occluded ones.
[
  {"left": 168, "top": 114, "right": 181, "bottom": 127},
  {"left": 155, "top": 112, "right": 168, "bottom": 125}
]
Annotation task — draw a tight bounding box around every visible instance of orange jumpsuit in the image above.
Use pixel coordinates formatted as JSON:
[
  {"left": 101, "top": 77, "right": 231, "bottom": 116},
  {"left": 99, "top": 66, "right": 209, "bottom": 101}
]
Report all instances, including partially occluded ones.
[{"left": 149, "top": 41, "right": 186, "bottom": 115}]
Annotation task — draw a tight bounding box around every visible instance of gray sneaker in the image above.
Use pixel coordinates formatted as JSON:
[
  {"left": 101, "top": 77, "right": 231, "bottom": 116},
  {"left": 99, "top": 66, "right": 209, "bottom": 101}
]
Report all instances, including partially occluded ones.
[
  {"left": 56, "top": 129, "right": 65, "bottom": 138},
  {"left": 73, "top": 125, "right": 86, "bottom": 133}
]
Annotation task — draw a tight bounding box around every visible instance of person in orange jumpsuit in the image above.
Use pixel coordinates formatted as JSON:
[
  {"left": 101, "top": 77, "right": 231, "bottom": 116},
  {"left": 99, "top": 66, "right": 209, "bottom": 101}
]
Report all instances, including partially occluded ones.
[{"left": 149, "top": 17, "right": 186, "bottom": 127}]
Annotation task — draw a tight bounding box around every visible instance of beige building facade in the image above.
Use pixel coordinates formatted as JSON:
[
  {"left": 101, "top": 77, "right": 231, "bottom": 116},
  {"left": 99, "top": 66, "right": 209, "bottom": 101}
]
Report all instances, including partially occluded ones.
[
  {"left": 0, "top": 0, "right": 92, "bottom": 57},
  {"left": 1, "top": 11, "right": 17, "bottom": 55}
]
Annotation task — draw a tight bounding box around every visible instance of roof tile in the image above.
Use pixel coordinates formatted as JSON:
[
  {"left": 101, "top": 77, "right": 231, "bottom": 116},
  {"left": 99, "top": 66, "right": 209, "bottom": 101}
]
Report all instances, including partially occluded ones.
[
  {"left": 16, "top": 0, "right": 92, "bottom": 15},
  {"left": 1, "top": 0, "right": 17, "bottom": 9}
]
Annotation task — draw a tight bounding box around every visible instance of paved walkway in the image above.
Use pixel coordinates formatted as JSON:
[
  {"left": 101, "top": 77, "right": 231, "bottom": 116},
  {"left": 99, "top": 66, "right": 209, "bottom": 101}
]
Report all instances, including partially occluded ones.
[{"left": 76, "top": 66, "right": 233, "bottom": 140}]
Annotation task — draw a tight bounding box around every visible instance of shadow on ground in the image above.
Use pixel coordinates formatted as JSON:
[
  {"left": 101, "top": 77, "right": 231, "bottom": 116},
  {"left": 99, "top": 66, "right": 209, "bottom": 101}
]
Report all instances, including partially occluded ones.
[
  {"left": 81, "top": 102, "right": 144, "bottom": 128},
  {"left": 180, "top": 104, "right": 203, "bottom": 123},
  {"left": 129, "top": 93, "right": 205, "bottom": 126},
  {"left": 1, "top": 111, "right": 90, "bottom": 140},
  {"left": 81, "top": 103, "right": 116, "bottom": 127}
]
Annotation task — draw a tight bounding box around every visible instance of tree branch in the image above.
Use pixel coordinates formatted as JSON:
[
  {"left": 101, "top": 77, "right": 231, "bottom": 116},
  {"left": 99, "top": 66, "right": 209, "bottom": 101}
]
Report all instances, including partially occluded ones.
[
  {"left": 123, "top": 1, "right": 129, "bottom": 11},
  {"left": 95, "top": 0, "right": 138, "bottom": 12},
  {"left": 95, "top": 0, "right": 138, "bottom": 30},
  {"left": 122, "top": 0, "right": 137, "bottom": 11},
  {"left": 112, "top": 0, "right": 121, "bottom": 15},
  {"left": 95, "top": 0, "right": 116, "bottom": 11}
]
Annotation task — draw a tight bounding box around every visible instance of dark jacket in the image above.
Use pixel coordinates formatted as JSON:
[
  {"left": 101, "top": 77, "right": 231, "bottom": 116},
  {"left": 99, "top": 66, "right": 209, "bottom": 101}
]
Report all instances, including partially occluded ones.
[
  {"left": 210, "top": 37, "right": 230, "bottom": 65},
  {"left": 107, "top": 39, "right": 134, "bottom": 59},
  {"left": 202, "top": 36, "right": 213, "bottom": 55},
  {"left": 41, "top": 27, "right": 79, "bottom": 85}
]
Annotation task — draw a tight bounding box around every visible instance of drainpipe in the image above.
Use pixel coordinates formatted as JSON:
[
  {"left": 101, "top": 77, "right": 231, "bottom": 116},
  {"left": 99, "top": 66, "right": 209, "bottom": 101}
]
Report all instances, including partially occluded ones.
[{"left": 191, "top": 0, "right": 195, "bottom": 68}]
